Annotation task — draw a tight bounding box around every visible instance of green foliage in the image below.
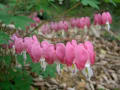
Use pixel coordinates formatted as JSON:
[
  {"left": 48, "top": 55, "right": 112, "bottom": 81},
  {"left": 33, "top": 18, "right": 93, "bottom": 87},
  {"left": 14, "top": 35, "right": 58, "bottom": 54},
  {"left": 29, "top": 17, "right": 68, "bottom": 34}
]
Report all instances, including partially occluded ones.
[
  {"left": 0, "top": 2, "right": 34, "bottom": 30},
  {"left": 104, "top": 0, "right": 117, "bottom": 6},
  {"left": 41, "top": 64, "right": 57, "bottom": 78},
  {"left": 0, "top": 11, "right": 34, "bottom": 30},
  {"left": 31, "top": 63, "right": 42, "bottom": 75},
  {"left": 31, "top": 62, "right": 57, "bottom": 78},
  {"left": 0, "top": 31, "right": 10, "bottom": 44},
  {"left": 98, "top": 88, "right": 105, "bottom": 90},
  {"left": 104, "top": 0, "right": 120, "bottom": 3},
  {"left": 0, "top": 52, "right": 32, "bottom": 90},
  {"left": 0, "top": 3, "right": 6, "bottom": 9},
  {"left": 103, "top": 31, "right": 119, "bottom": 41},
  {"left": 17, "top": 54, "right": 24, "bottom": 66},
  {"left": 81, "top": 0, "right": 99, "bottom": 9},
  {"left": 0, "top": 68, "right": 32, "bottom": 90},
  {"left": 0, "top": 0, "right": 8, "bottom": 4},
  {"left": 0, "top": 0, "right": 120, "bottom": 89},
  {"left": 3, "top": 55, "right": 12, "bottom": 66}
]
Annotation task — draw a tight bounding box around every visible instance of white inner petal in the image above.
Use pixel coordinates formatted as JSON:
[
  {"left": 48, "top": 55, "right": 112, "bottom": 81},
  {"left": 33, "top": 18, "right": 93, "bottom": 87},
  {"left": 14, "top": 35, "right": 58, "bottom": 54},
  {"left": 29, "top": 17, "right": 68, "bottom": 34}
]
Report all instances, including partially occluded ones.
[
  {"left": 56, "top": 63, "right": 61, "bottom": 75},
  {"left": 61, "top": 30, "right": 65, "bottom": 37},
  {"left": 106, "top": 21, "right": 110, "bottom": 31},
  {"left": 12, "top": 45, "right": 15, "bottom": 54},
  {"left": 74, "top": 27, "right": 78, "bottom": 34},
  {"left": 84, "top": 26, "right": 88, "bottom": 34},
  {"left": 82, "top": 61, "right": 93, "bottom": 80},
  {"left": 70, "top": 64, "right": 78, "bottom": 76},
  {"left": 23, "top": 51, "right": 27, "bottom": 61},
  {"left": 40, "top": 58, "right": 47, "bottom": 71}
]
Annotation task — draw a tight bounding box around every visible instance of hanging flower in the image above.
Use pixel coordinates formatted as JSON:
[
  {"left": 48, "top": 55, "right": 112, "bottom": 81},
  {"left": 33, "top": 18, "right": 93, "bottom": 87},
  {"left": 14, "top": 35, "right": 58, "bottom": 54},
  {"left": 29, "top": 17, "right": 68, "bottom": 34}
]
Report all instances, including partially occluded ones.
[{"left": 94, "top": 13, "right": 102, "bottom": 25}]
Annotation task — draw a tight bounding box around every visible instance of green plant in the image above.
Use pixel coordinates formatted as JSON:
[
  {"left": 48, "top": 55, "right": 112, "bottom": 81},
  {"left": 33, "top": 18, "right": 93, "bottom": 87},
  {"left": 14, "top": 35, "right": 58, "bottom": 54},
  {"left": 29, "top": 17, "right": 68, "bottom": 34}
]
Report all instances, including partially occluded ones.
[
  {"left": 0, "top": 29, "right": 58, "bottom": 90},
  {"left": 0, "top": 5, "right": 34, "bottom": 30},
  {"left": 0, "top": 33, "right": 32, "bottom": 90},
  {"left": 81, "top": 0, "right": 100, "bottom": 9}
]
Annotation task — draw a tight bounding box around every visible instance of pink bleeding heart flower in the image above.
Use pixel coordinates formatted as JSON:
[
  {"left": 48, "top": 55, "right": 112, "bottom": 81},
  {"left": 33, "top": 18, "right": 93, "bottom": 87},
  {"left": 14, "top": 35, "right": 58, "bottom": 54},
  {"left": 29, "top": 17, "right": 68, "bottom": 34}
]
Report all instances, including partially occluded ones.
[
  {"left": 24, "top": 37, "right": 34, "bottom": 54},
  {"left": 77, "top": 18, "right": 85, "bottom": 29},
  {"left": 29, "top": 12, "right": 37, "bottom": 18},
  {"left": 14, "top": 37, "right": 25, "bottom": 54},
  {"left": 63, "top": 21, "right": 69, "bottom": 31},
  {"left": 77, "top": 17, "right": 90, "bottom": 29},
  {"left": 24, "top": 35, "right": 39, "bottom": 55},
  {"left": 11, "top": 33, "right": 19, "bottom": 40},
  {"left": 32, "top": 35, "right": 39, "bottom": 43},
  {"left": 84, "top": 41, "right": 95, "bottom": 65},
  {"left": 41, "top": 41, "right": 49, "bottom": 47},
  {"left": 94, "top": 13, "right": 102, "bottom": 25},
  {"left": 56, "top": 43, "right": 65, "bottom": 64},
  {"left": 41, "top": 24, "right": 50, "bottom": 34},
  {"left": 58, "top": 21, "right": 69, "bottom": 31},
  {"left": 84, "top": 17, "right": 90, "bottom": 28},
  {"left": 33, "top": 17, "right": 40, "bottom": 23},
  {"left": 40, "top": 9, "right": 44, "bottom": 15},
  {"left": 30, "top": 41, "right": 42, "bottom": 62},
  {"left": 26, "top": 26, "right": 30, "bottom": 31},
  {"left": 44, "top": 44, "right": 56, "bottom": 64},
  {"left": 50, "top": 22, "right": 59, "bottom": 32},
  {"left": 70, "top": 18, "right": 78, "bottom": 28},
  {"left": 102, "top": 12, "right": 112, "bottom": 24},
  {"left": 65, "top": 42, "right": 75, "bottom": 66},
  {"left": 71, "top": 40, "right": 78, "bottom": 47},
  {"left": 30, "top": 23, "right": 37, "bottom": 28},
  {"left": 1, "top": 33, "right": 18, "bottom": 49},
  {"left": 41, "top": 40, "right": 50, "bottom": 56},
  {"left": 8, "top": 34, "right": 19, "bottom": 48},
  {"left": 41, "top": 41, "right": 56, "bottom": 64},
  {"left": 74, "top": 43, "right": 89, "bottom": 70}
]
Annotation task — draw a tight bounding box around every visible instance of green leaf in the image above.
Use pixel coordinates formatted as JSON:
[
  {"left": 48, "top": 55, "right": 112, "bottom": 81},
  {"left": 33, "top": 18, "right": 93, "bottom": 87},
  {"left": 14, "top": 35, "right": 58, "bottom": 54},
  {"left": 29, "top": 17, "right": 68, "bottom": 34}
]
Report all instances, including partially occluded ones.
[
  {"left": 26, "top": 54, "right": 32, "bottom": 64},
  {"left": 7, "top": 69, "right": 17, "bottom": 80},
  {"left": 14, "top": 71, "right": 32, "bottom": 90},
  {"left": 0, "top": 81, "right": 13, "bottom": 90},
  {"left": 104, "top": 0, "right": 116, "bottom": 6},
  {"left": 4, "top": 56, "right": 12, "bottom": 66},
  {"left": 17, "top": 54, "right": 24, "bottom": 66},
  {"left": 41, "top": 64, "right": 56, "bottom": 78},
  {"left": 0, "top": 4, "right": 6, "bottom": 9},
  {"left": 31, "top": 63, "right": 42, "bottom": 75},
  {"left": 0, "top": 31, "right": 10, "bottom": 44},
  {"left": 81, "top": 0, "right": 99, "bottom": 9},
  {"left": 11, "top": 16, "right": 34, "bottom": 30},
  {"left": 0, "top": 56, "right": 4, "bottom": 62},
  {"left": 0, "top": 11, "right": 34, "bottom": 30}
]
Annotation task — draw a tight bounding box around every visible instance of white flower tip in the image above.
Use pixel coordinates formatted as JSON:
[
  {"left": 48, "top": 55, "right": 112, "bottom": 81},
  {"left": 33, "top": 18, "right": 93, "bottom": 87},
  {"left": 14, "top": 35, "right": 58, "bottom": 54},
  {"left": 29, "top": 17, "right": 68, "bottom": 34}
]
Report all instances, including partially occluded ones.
[
  {"left": 82, "top": 64, "right": 93, "bottom": 80},
  {"left": 106, "top": 22, "right": 110, "bottom": 31},
  {"left": 56, "top": 64, "right": 61, "bottom": 75}
]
